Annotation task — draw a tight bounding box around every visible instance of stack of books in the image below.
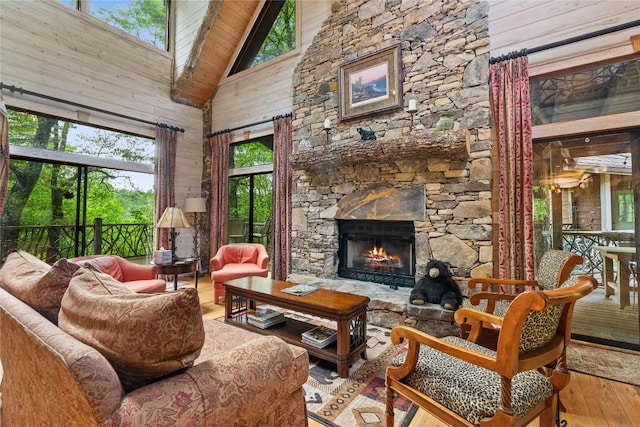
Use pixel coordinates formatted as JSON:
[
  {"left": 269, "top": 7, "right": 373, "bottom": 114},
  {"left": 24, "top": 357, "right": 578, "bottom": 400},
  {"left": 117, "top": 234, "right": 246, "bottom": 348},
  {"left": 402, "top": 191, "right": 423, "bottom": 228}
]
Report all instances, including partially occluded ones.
[
  {"left": 246, "top": 307, "right": 286, "bottom": 329},
  {"left": 301, "top": 325, "right": 338, "bottom": 348}
]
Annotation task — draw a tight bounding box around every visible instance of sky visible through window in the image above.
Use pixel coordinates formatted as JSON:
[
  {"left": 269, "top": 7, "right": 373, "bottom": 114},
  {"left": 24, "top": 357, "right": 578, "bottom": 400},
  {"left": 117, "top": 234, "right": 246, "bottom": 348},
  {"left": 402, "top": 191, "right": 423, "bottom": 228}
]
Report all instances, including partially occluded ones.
[{"left": 67, "top": 123, "right": 155, "bottom": 191}]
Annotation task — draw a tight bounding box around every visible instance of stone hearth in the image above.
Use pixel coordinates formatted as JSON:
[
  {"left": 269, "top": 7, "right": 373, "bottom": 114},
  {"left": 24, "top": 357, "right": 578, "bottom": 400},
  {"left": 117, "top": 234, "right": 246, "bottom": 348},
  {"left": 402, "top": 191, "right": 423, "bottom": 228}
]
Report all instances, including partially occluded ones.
[{"left": 287, "top": 274, "right": 461, "bottom": 338}]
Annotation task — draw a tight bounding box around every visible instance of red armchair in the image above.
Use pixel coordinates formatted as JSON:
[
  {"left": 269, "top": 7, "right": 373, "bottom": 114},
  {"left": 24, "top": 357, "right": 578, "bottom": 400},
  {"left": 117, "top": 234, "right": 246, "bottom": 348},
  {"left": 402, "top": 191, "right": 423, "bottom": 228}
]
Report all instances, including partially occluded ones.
[
  {"left": 69, "top": 255, "right": 166, "bottom": 293},
  {"left": 210, "top": 243, "right": 269, "bottom": 304}
]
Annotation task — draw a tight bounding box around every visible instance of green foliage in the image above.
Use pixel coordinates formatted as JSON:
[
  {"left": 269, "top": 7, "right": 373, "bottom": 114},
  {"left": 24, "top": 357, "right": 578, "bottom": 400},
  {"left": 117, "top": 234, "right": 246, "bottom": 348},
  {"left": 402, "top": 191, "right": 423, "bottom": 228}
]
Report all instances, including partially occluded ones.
[
  {"left": 3, "top": 110, "right": 154, "bottom": 258},
  {"left": 252, "top": 0, "right": 296, "bottom": 67},
  {"left": 532, "top": 186, "right": 549, "bottom": 222},
  {"left": 228, "top": 139, "right": 273, "bottom": 227},
  {"left": 230, "top": 139, "right": 273, "bottom": 168},
  {"left": 94, "top": 0, "right": 166, "bottom": 49}
]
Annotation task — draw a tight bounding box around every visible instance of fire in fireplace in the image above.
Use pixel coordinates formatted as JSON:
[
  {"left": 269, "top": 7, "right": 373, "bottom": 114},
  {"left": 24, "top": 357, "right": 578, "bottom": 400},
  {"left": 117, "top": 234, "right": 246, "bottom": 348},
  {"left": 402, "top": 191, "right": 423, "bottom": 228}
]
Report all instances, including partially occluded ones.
[{"left": 337, "top": 220, "right": 415, "bottom": 288}]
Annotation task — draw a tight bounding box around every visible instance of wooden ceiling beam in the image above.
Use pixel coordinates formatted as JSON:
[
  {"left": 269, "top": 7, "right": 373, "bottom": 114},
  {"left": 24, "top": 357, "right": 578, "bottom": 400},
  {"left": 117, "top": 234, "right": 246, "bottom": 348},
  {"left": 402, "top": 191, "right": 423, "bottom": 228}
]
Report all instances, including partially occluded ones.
[{"left": 172, "top": 1, "right": 261, "bottom": 107}]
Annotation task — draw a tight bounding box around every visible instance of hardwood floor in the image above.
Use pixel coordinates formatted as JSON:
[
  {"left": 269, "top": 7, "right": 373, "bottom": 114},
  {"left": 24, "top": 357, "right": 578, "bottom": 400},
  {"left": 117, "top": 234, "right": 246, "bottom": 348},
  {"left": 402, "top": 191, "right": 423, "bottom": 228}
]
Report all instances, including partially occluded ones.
[{"left": 185, "top": 275, "right": 640, "bottom": 427}]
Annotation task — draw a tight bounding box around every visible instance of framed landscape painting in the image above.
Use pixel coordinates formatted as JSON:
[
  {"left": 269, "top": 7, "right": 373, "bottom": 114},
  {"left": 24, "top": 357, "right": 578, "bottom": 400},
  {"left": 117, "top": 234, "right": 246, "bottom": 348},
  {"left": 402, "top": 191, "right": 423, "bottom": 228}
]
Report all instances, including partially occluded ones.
[{"left": 338, "top": 44, "right": 403, "bottom": 122}]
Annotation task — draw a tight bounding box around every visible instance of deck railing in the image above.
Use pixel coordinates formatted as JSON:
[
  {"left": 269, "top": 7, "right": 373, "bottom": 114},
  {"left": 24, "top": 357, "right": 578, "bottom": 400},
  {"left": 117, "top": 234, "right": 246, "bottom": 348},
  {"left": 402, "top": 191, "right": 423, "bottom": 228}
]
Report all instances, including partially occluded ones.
[
  {"left": 562, "top": 231, "right": 635, "bottom": 280},
  {"left": 0, "top": 219, "right": 153, "bottom": 263}
]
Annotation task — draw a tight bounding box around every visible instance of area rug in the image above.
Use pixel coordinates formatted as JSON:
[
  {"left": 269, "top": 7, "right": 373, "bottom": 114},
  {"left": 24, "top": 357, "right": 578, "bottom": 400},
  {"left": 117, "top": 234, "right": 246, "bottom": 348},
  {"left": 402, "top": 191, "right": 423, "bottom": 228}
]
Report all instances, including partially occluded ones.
[
  {"left": 567, "top": 340, "right": 640, "bottom": 386},
  {"left": 278, "top": 310, "right": 417, "bottom": 427}
]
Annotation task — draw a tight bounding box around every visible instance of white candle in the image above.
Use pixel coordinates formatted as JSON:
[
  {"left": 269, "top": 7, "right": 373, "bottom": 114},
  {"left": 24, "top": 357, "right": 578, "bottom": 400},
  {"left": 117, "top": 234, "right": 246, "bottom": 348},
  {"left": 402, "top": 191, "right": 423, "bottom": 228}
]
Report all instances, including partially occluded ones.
[
  {"left": 324, "top": 118, "right": 331, "bottom": 129},
  {"left": 408, "top": 99, "right": 417, "bottom": 111}
]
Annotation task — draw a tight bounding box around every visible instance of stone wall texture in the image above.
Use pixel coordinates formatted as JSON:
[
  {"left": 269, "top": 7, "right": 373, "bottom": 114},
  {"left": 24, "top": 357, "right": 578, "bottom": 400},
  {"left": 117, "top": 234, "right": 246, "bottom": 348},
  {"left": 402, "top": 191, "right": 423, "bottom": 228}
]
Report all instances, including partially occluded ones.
[{"left": 290, "top": 0, "right": 492, "bottom": 287}]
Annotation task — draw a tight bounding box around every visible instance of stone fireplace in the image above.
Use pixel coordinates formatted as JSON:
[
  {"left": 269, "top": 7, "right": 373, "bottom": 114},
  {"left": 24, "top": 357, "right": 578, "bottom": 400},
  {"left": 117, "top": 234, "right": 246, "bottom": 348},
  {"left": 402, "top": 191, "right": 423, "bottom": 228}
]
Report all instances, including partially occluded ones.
[{"left": 289, "top": 0, "right": 494, "bottom": 291}]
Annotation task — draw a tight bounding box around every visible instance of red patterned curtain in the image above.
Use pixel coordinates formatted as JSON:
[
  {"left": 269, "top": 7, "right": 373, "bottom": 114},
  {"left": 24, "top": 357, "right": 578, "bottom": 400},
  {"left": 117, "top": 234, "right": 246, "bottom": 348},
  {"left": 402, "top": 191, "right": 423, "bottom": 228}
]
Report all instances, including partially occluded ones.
[
  {"left": 0, "top": 95, "right": 8, "bottom": 216},
  {"left": 272, "top": 115, "right": 292, "bottom": 281},
  {"left": 208, "top": 132, "right": 231, "bottom": 257},
  {"left": 154, "top": 126, "right": 178, "bottom": 251},
  {"left": 490, "top": 56, "right": 535, "bottom": 280}
]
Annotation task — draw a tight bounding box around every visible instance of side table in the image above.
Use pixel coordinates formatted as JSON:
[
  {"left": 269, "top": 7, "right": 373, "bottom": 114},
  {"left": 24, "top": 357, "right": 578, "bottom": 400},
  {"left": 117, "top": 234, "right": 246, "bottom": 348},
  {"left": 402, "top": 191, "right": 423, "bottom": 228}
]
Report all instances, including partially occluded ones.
[{"left": 154, "top": 259, "right": 199, "bottom": 291}]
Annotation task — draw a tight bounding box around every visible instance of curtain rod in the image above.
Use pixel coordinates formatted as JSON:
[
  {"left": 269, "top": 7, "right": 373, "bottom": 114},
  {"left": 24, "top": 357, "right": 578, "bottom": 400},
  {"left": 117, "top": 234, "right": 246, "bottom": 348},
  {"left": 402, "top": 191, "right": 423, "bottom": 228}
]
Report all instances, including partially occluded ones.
[
  {"left": 489, "top": 19, "right": 640, "bottom": 64},
  {"left": 0, "top": 82, "right": 184, "bottom": 133},
  {"left": 208, "top": 112, "right": 292, "bottom": 138}
]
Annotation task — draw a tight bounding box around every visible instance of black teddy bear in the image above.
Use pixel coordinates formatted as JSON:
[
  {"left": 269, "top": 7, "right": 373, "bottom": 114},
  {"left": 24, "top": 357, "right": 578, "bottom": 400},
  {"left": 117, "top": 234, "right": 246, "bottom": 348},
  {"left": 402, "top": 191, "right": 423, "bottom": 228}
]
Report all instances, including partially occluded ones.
[{"left": 410, "top": 259, "right": 463, "bottom": 311}]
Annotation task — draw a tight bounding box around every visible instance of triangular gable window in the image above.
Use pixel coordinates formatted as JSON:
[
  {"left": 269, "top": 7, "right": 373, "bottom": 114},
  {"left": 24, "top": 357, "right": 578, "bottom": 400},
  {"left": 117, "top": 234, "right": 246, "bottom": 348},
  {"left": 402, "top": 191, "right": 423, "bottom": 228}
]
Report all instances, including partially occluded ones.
[{"left": 229, "top": 0, "right": 296, "bottom": 75}]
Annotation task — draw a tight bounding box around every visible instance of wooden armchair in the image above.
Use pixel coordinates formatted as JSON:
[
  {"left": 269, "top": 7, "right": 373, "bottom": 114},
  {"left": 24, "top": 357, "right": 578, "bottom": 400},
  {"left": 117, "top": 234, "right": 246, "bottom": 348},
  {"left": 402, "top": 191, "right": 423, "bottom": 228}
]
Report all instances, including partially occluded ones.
[
  {"left": 385, "top": 275, "right": 597, "bottom": 427},
  {"left": 462, "top": 249, "right": 583, "bottom": 347}
]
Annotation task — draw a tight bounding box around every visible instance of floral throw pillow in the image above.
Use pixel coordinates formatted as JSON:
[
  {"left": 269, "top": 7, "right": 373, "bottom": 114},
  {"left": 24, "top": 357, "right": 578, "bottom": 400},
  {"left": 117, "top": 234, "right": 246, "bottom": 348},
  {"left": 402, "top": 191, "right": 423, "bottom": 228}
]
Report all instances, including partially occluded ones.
[
  {"left": 0, "top": 250, "right": 80, "bottom": 324},
  {"left": 59, "top": 266, "right": 205, "bottom": 392}
]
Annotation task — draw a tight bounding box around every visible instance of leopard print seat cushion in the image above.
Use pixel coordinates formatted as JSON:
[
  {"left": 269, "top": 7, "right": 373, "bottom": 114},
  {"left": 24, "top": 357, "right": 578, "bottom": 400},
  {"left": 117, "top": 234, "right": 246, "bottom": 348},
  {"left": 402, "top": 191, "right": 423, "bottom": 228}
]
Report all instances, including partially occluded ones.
[{"left": 390, "top": 336, "right": 553, "bottom": 426}]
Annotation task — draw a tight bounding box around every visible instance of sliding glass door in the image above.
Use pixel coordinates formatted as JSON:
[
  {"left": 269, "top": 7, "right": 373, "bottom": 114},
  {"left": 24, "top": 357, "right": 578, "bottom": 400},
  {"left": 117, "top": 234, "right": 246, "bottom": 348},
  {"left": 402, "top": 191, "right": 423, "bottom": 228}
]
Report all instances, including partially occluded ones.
[
  {"left": 533, "top": 131, "right": 639, "bottom": 349},
  {"left": 227, "top": 137, "right": 274, "bottom": 255}
]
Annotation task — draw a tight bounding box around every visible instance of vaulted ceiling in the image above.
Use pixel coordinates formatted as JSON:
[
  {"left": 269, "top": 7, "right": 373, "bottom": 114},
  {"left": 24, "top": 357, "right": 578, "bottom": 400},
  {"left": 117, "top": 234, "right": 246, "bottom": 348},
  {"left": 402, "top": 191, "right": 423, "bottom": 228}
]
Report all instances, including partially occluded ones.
[{"left": 171, "top": 1, "right": 261, "bottom": 107}]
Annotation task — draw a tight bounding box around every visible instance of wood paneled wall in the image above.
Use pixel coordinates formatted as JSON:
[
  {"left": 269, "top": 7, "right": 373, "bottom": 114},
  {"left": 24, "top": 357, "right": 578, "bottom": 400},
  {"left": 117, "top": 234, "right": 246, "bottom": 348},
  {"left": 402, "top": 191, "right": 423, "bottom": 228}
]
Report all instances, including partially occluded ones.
[
  {"left": 0, "top": 0, "right": 204, "bottom": 256},
  {"left": 489, "top": 0, "right": 640, "bottom": 75},
  {"left": 208, "top": 1, "right": 330, "bottom": 137}
]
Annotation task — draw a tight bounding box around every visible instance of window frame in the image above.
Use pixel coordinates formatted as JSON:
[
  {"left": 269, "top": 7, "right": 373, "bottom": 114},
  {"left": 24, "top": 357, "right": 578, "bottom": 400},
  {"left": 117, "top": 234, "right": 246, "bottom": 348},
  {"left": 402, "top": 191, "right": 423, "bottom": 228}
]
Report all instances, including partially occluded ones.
[
  {"left": 61, "top": 0, "right": 169, "bottom": 52},
  {"left": 222, "top": 0, "right": 301, "bottom": 83}
]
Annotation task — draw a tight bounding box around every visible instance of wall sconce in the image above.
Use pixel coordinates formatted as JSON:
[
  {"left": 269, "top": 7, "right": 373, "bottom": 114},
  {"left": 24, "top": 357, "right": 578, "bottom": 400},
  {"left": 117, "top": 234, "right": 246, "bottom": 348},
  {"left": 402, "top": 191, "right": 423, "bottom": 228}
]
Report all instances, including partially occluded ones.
[
  {"left": 323, "top": 118, "right": 331, "bottom": 142},
  {"left": 407, "top": 99, "right": 417, "bottom": 130},
  {"left": 184, "top": 197, "right": 207, "bottom": 261},
  {"left": 157, "top": 206, "right": 191, "bottom": 262}
]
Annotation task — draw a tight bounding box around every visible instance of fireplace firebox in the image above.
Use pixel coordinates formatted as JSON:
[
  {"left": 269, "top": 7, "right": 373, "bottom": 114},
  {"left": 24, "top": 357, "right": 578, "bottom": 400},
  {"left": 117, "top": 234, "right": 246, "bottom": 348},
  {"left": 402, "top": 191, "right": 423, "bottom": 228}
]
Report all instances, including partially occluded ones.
[{"left": 337, "top": 220, "right": 415, "bottom": 288}]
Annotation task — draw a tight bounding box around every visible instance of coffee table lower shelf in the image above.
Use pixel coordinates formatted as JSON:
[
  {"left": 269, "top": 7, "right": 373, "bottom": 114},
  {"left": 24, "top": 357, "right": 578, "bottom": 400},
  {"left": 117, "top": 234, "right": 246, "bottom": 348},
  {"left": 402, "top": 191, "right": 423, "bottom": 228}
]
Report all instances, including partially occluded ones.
[{"left": 226, "top": 313, "right": 365, "bottom": 377}]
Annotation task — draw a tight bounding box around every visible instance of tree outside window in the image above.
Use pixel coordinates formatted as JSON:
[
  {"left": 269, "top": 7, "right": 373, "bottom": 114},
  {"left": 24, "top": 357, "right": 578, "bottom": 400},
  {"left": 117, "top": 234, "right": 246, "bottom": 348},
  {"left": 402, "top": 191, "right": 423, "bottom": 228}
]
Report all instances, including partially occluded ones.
[{"left": 59, "top": 0, "right": 167, "bottom": 50}]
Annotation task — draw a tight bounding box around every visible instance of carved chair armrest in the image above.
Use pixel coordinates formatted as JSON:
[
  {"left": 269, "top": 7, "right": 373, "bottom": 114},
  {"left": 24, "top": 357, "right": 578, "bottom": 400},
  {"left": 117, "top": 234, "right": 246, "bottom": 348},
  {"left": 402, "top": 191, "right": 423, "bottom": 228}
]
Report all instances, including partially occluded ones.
[
  {"left": 388, "top": 326, "right": 497, "bottom": 381},
  {"left": 455, "top": 307, "right": 505, "bottom": 344},
  {"left": 454, "top": 307, "right": 504, "bottom": 327}
]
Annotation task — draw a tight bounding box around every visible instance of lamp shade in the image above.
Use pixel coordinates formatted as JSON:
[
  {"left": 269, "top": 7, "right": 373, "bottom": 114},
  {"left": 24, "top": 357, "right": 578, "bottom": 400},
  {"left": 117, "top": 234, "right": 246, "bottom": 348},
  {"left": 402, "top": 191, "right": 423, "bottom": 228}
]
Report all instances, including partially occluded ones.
[
  {"left": 157, "top": 207, "right": 191, "bottom": 228},
  {"left": 184, "top": 197, "right": 206, "bottom": 213}
]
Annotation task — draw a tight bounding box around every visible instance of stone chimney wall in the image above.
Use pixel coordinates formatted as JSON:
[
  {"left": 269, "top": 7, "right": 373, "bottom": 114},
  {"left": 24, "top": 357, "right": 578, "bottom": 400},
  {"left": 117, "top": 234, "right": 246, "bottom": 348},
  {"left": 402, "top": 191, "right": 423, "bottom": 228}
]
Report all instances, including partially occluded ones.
[{"left": 290, "top": 0, "right": 493, "bottom": 284}]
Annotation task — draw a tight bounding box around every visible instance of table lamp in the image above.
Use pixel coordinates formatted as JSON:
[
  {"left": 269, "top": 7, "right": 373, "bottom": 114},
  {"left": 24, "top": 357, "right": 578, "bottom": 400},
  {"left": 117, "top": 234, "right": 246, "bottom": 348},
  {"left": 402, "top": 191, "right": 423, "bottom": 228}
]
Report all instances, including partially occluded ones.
[
  {"left": 157, "top": 206, "right": 191, "bottom": 262},
  {"left": 184, "top": 197, "right": 207, "bottom": 260}
]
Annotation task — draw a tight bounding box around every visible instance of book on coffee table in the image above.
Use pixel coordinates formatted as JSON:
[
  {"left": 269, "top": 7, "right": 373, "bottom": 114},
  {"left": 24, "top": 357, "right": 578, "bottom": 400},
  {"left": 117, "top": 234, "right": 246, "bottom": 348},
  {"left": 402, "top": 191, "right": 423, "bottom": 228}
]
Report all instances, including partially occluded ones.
[
  {"left": 247, "top": 307, "right": 283, "bottom": 322},
  {"left": 301, "top": 325, "right": 337, "bottom": 348},
  {"left": 246, "top": 307, "right": 286, "bottom": 328},
  {"left": 248, "top": 315, "right": 286, "bottom": 329},
  {"left": 282, "top": 284, "right": 319, "bottom": 296}
]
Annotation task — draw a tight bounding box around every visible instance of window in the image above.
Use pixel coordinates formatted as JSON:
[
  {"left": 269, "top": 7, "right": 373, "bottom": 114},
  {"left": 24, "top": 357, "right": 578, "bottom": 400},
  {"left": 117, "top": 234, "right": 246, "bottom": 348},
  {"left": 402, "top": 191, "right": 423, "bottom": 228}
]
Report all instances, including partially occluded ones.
[
  {"left": 229, "top": 139, "right": 274, "bottom": 168},
  {"left": 229, "top": 0, "right": 296, "bottom": 75},
  {"left": 530, "top": 57, "right": 640, "bottom": 125},
  {"left": 1, "top": 110, "right": 155, "bottom": 261},
  {"left": 227, "top": 137, "right": 274, "bottom": 253},
  {"left": 59, "top": 0, "right": 167, "bottom": 50}
]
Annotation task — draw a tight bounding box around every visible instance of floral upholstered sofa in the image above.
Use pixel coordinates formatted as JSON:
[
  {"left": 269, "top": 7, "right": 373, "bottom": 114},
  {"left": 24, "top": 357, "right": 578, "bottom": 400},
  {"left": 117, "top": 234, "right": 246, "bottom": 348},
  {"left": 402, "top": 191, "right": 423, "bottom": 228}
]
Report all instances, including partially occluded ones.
[{"left": 0, "top": 251, "right": 309, "bottom": 426}]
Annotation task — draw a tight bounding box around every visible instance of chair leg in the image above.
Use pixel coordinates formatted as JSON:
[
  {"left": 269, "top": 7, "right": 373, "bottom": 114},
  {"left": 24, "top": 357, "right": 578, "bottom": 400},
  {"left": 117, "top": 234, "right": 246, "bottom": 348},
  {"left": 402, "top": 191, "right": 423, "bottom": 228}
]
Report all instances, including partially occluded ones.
[
  {"left": 556, "top": 393, "right": 567, "bottom": 427},
  {"left": 213, "top": 282, "right": 225, "bottom": 304},
  {"left": 385, "top": 386, "right": 395, "bottom": 427}
]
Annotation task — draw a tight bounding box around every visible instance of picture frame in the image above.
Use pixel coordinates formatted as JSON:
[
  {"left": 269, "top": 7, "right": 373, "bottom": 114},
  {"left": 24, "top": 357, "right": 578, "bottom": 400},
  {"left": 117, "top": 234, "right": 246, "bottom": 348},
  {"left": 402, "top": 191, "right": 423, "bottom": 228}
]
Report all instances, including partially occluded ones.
[{"left": 338, "top": 44, "right": 403, "bottom": 122}]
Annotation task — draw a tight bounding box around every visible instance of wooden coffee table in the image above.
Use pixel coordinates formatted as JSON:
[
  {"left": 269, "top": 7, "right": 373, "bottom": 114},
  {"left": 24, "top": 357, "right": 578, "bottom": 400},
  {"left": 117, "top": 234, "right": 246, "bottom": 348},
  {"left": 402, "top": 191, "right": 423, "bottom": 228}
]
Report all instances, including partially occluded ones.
[{"left": 223, "top": 276, "right": 370, "bottom": 378}]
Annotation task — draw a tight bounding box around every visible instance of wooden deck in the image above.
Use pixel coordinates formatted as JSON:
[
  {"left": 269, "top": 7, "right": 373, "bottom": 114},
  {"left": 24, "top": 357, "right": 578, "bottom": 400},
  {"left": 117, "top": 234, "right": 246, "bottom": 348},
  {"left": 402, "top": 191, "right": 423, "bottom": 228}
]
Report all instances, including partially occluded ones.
[{"left": 573, "top": 286, "right": 639, "bottom": 346}]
